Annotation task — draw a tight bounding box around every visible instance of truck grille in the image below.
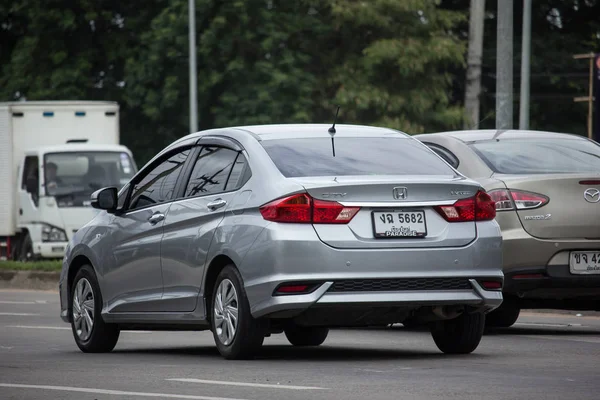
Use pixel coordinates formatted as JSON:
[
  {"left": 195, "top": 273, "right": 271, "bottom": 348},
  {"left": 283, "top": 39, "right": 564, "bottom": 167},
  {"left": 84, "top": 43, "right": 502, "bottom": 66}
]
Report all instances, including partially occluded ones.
[{"left": 329, "top": 278, "right": 472, "bottom": 292}]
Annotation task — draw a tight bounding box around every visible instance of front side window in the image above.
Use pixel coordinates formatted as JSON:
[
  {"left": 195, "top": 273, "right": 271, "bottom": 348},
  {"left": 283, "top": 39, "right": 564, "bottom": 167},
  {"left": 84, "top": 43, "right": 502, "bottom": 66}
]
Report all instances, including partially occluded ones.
[
  {"left": 43, "top": 152, "right": 137, "bottom": 207},
  {"left": 261, "top": 137, "right": 457, "bottom": 178},
  {"left": 184, "top": 147, "right": 239, "bottom": 197},
  {"left": 469, "top": 138, "right": 600, "bottom": 174},
  {"left": 22, "top": 156, "right": 40, "bottom": 205},
  {"left": 129, "top": 149, "right": 190, "bottom": 210}
]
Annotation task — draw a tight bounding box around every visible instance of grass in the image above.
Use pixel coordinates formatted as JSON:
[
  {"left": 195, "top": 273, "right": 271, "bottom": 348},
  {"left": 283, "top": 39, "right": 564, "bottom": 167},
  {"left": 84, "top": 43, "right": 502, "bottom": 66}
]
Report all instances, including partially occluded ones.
[{"left": 0, "top": 260, "right": 63, "bottom": 272}]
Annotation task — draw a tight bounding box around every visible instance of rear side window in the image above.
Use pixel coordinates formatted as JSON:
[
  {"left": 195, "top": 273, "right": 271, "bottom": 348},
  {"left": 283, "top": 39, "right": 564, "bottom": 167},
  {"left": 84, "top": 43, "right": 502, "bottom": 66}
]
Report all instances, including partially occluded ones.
[
  {"left": 470, "top": 138, "right": 600, "bottom": 174},
  {"left": 184, "top": 146, "right": 239, "bottom": 197},
  {"left": 261, "top": 137, "right": 456, "bottom": 178}
]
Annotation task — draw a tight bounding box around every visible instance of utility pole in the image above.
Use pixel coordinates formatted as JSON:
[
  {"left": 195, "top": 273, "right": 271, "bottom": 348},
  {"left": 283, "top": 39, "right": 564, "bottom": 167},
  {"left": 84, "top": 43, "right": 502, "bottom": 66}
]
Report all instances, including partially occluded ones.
[
  {"left": 496, "top": 0, "right": 514, "bottom": 129},
  {"left": 188, "top": 0, "right": 198, "bottom": 133},
  {"left": 573, "top": 53, "right": 596, "bottom": 139},
  {"left": 519, "top": 0, "right": 532, "bottom": 130},
  {"left": 464, "top": 0, "right": 486, "bottom": 129}
]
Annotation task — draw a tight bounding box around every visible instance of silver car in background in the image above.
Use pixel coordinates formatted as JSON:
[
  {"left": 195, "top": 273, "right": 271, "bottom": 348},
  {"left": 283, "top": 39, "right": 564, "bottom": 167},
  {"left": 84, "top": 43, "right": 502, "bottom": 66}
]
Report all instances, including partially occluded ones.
[{"left": 59, "top": 124, "right": 503, "bottom": 360}]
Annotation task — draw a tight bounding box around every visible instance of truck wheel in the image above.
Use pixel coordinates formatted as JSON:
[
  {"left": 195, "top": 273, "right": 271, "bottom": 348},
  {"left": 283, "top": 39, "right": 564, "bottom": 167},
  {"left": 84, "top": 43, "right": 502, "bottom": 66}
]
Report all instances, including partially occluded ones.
[
  {"left": 70, "top": 265, "right": 120, "bottom": 353},
  {"left": 431, "top": 311, "right": 485, "bottom": 354},
  {"left": 18, "top": 233, "right": 34, "bottom": 262},
  {"left": 285, "top": 326, "right": 329, "bottom": 346},
  {"left": 210, "top": 265, "right": 267, "bottom": 360}
]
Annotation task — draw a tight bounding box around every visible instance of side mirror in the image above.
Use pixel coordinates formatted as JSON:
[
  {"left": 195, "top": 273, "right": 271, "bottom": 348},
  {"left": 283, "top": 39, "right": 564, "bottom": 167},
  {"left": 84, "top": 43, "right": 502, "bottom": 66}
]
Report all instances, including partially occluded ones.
[{"left": 91, "top": 187, "right": 118, "bottom": 212}]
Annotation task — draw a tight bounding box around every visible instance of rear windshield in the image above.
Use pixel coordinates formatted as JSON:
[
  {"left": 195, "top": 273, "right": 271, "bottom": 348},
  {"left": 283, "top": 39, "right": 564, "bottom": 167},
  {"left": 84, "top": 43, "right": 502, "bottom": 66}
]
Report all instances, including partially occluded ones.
[
  {"left": 470, "top": 138, "right": 600, "bottom": 174},
  {"left": 261, "top": 137, "right": 456, "bottom": 178}
]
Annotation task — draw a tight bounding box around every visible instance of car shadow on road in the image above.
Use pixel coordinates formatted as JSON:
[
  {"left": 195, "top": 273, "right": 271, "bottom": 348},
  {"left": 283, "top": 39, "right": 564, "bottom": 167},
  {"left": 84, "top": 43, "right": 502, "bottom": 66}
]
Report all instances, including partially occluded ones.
[{"left": 112, "top": 344, "right": 485, "bottom": 362}]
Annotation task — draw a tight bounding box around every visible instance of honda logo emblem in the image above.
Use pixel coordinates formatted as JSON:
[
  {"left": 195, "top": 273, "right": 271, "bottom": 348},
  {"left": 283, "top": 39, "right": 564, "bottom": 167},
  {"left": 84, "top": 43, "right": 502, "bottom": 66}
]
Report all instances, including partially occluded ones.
[{"left": 393, "top": 187, "right": 408, "bottom": 200}]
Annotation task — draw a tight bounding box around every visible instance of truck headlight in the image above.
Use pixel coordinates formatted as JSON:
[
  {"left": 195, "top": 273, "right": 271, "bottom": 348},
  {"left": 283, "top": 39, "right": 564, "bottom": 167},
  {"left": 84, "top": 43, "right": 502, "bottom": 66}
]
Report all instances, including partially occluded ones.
[{"left": 42, "top": 225, "right": 68, "bottom": 242}]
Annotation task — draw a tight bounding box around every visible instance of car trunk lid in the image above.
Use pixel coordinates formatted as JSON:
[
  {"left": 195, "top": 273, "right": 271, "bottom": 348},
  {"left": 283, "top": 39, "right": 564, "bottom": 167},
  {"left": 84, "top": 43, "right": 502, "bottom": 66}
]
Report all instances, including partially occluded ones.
[
  {"left": 294, "top": 175, "right": 482, "bottom": 249},
  {"left": 497, "top": 174, "right": 600, "bottom": 239}
]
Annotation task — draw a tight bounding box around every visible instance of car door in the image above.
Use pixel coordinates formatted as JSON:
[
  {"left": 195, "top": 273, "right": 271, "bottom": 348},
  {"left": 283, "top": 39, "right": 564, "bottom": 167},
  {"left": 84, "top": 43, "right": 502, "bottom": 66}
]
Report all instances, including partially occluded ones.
[
  {"left": 159, "top": 141, "right": 250, "bottom": 312},
  {"left": 103, "top": 146, "right": 192, "bottom": 313}
]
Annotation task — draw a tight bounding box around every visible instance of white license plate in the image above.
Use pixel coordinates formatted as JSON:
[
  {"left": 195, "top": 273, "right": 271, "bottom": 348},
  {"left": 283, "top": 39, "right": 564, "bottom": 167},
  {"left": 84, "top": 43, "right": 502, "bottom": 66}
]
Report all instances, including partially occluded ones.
[
  {"left": 569, "top": 251, "right": 600, "bottom": 275},
  {"left": 372, "top": 211, "right": 427, "bottom": 238}
]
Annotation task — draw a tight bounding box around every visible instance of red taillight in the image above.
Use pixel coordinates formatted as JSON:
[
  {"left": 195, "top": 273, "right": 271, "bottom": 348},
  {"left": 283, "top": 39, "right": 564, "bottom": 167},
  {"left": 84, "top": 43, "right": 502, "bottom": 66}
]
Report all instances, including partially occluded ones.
[
  {"left": 487, "top": 189, "right": 549, "bottom": 211},
  {"left": 512, "top": 273, "right": 544, "bottom": 280},
  {"left": 276, "top": 284, "right": 310, "bottom": 293},
  {"left": 510, "top": 190, "right": 549, "bottom": 210},
  {"left": 434, "top": 190, "right": 496, "bottom": 222},
  {"left": 480, "top": 280, "right": 503, "bottom": 290},
  {"left": 259, "top": 193, "right": 360, "bottom": 224}
]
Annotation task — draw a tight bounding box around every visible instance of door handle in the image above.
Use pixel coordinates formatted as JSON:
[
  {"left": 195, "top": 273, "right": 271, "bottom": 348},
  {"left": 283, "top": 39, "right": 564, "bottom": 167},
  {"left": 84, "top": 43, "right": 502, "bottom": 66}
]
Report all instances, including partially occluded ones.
[
  {"left": 207, "top": 199, "right": 227, "bottom": 211},
  {"left": 148, "top": 213, "right": 165, "bottom": 225}
]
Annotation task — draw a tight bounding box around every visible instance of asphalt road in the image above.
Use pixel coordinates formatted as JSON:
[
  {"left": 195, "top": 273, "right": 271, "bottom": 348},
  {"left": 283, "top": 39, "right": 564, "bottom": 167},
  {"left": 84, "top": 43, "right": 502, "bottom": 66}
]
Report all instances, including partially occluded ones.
[{"left": 1, "top": 290, "right": 599, "bottom": 400}]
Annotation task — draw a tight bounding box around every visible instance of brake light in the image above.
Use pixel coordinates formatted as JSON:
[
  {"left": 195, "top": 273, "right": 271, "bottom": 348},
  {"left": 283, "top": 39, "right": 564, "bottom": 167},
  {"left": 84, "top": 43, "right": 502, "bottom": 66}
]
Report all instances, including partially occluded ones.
[
  {"left": 487, "top": 189, "right": 548, "bottom": 211},
  {"left": 434, "top": 190, "right": 496, "bottom": 222},
  {"left": 488, "top": 189, "right": 513, "bottom": 210},
  {"left": 510, "top": 190, "right": 548, "bottom": 210},
  {"left": 579, "top": 180, "right": 600, "bottom": 185},
  {"left": 259, "top": 193, "right": 360, "bottom": 224},
  {"left": 480, "top": 280, "right": 503, "bottom": 290}
]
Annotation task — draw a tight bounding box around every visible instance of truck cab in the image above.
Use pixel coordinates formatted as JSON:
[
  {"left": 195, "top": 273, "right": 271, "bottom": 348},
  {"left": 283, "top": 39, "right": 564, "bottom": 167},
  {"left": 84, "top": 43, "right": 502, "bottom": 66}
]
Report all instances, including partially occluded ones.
[
  {"left": 17, "top": 143, "right": 136, "bottom": 259},
  {"left": 0, "top": 101, "right": 137, "bottom": 261}
]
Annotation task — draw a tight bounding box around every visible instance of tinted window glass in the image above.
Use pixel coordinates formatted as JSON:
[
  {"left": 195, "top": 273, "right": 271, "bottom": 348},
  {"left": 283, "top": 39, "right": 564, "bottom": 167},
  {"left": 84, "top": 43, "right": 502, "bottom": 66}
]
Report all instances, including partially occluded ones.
[
  {"left": 261, "top": 138, "right": 456, "bottom": 178},
  {"left": 185, "top": 147, "right": 239, "bottom": 197},
  {"left": 470, "top": 138, "right": 600, "bottom": 174},
  {"left": 423, "top": 143, "right": 460, "bottom": 169},
  {"left": 129, "top": 149, "right": 190, "bottom": 210},
  {"left": 225, "top": 154, "right": 249, "bottom": 191}
]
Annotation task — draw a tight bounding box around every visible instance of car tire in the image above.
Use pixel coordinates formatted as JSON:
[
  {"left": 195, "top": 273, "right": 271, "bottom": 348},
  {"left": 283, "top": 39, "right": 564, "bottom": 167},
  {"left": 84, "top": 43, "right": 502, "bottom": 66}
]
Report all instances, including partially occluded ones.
[
  {"left": 210, "top": 265, "right": 267, "bottom": 360},
  {"left": 430, "top": 311, "right": 485, "bottom": 354},
  {"left": 285, "top": 326, "right": 329, "bottom": 346},
  {"left": 70, "top": 265, "right": 120, "bottom": 353},
  {"left": 485, "top": 299, "right": 521, "bottom": 328},
  {"left": 18, "top": 233, "right": 34, "bottom": 262}
]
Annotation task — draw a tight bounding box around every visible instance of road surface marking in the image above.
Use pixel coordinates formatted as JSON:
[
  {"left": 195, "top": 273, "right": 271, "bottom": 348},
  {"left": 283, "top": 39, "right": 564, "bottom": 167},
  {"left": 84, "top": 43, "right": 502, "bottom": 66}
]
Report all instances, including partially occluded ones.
[
  {"left": 167, "top": 378, "right": 327, "bottom": 390},
  {"left": 0, "top": 312, "right": 40, "bottom": 316},
  {"left": 7, "top": 325, "right": 152, "bottom": 333},
  {"left": 514, "top": 322, "right": 583, "bottom": 328},
  {"left": 8, "top": 325, "right": 70, "bottom": 330},
  {"left": 0, "top": 300, "right": 48, "bottom": 304},
  {"left": 514, "top": 335, "right": 600, "bottom": 344},
  {"left": 0, "top": 383, "right": 248, "bottom": 400}
]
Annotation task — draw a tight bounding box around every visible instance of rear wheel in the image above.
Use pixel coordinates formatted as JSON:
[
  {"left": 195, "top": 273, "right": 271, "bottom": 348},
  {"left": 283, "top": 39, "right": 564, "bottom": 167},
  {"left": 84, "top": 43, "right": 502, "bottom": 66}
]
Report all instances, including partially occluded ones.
[
  {"left": 485, "top": 298, "right": 521, "bottom": 328},
  {"left": 285, "top": 326, "right": 329, "bottom": 347},
  {"left": 431, "top": 311, "right": 485, "bottom": 354},
  {"left": 211, "top": 265, "right": 267, "bottom": 360},
  {"left": 70, "top": 265, "right": 120, "bottom": 353}
]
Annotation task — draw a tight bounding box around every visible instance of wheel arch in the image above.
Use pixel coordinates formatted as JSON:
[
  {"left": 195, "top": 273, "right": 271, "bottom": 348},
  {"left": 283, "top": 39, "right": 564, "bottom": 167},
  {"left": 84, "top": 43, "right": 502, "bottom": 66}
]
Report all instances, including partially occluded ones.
[
  {"left": 67, "top": 255, "right": 94, "bottom": 305},
  {"left": 203, "top": 254, "right": 236, "bottom": 321}
]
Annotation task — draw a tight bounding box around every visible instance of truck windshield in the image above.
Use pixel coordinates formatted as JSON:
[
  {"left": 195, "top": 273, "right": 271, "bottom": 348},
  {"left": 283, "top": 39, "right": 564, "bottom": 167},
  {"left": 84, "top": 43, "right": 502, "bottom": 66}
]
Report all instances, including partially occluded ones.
[{"left": 44, "top": 151, "right": 136, "bottom": 207}]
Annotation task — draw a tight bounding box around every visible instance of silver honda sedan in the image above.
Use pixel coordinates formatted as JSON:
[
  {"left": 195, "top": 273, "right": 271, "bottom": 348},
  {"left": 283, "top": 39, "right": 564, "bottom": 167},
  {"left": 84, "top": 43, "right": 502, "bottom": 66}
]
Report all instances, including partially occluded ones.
[{"left": 59, "top": 124, "right": 504, "bottom": 360}]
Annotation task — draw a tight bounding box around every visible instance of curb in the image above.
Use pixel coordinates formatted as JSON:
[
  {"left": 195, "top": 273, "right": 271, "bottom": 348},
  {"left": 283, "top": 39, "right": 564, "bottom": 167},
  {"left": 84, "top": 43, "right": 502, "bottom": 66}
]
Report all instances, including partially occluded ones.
[{"left": 0, "top": 270, "right": 60, "bottom": 291}]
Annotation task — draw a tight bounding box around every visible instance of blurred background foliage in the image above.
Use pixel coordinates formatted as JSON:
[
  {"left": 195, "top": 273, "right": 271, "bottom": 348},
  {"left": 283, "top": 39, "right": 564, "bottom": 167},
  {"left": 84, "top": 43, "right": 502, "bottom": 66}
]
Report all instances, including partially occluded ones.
[{"left": 1, "top": 0, "right": 599, "bottom": 164}]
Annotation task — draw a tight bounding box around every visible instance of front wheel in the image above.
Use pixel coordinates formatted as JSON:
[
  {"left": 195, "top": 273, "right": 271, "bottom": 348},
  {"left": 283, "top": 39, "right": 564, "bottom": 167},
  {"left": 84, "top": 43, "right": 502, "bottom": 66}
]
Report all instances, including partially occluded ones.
[
  {"left": 430, "top": 311, "right": 485, "bottom": 354},
  {"left": 285, "top": 326, "right": 329, "bottom": 346},
  {"left": 485, "top": 298, "right": 521, "bottom": 328},
  {"left": 70, "top": 265, "right": 120, "bottom": 353},
  {"left": 211, "top": 265, "right": 267, "bottom": 360}
]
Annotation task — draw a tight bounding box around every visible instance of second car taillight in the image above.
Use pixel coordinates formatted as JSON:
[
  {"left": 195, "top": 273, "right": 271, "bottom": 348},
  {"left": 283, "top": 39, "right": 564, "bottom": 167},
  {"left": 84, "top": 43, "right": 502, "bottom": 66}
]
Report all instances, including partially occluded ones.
[
  {"left": 260, "top": 193, "right": 360, "bottom": 224},
  {"left": 434, "top": 190, "right": 496, "bottom": 222},
  {"left": 487, "top": 189, "right": 549, "bottom": 211}
]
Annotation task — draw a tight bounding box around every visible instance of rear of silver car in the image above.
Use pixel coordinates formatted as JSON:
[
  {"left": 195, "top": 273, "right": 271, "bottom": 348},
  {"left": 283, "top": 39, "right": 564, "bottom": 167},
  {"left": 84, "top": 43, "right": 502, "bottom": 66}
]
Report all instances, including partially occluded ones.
[{"left": 239, "top": 134, "right": 504, "bottom": 329}]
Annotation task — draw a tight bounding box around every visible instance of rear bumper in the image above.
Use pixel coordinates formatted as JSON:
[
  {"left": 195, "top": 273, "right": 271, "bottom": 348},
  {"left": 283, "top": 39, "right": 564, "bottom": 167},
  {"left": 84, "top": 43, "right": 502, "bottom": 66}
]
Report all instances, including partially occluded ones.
[
  {"left": 239, "top": 221, "right": 504, "bottom": 321},
  {"left": 504, "top": 265, "right": 600, "bottom": 301}
]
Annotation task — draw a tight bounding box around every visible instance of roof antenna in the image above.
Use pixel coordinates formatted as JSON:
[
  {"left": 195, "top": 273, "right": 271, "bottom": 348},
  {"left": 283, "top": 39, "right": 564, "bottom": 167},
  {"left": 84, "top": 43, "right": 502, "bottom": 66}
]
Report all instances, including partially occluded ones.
[{"left": 328, "top": 105, "right": 340, "bottom": 157}]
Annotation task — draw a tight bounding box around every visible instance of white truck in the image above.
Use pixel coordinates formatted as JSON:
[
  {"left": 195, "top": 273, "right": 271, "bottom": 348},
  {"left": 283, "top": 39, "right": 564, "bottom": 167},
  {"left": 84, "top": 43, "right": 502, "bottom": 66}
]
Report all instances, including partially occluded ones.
[{"left": 0, "top": 101, "right": 137, "bottom": 261}]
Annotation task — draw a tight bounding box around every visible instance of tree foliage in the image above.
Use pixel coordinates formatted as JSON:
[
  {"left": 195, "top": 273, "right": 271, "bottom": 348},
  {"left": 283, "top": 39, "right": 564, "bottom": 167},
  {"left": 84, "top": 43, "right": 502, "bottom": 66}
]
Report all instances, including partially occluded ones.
[{"left": 2, "top": 0, "right": 596, "bottom": 164}]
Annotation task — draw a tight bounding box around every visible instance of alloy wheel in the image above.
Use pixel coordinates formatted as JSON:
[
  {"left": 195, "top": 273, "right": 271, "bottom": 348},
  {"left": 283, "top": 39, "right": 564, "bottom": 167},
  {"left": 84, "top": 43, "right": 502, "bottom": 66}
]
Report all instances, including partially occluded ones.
[
  {"left": 213, "top": 279, "right": 239, "bottom": 346},
  {"left": 73, "top": 278, "right": 95, "bottom": 341}
]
